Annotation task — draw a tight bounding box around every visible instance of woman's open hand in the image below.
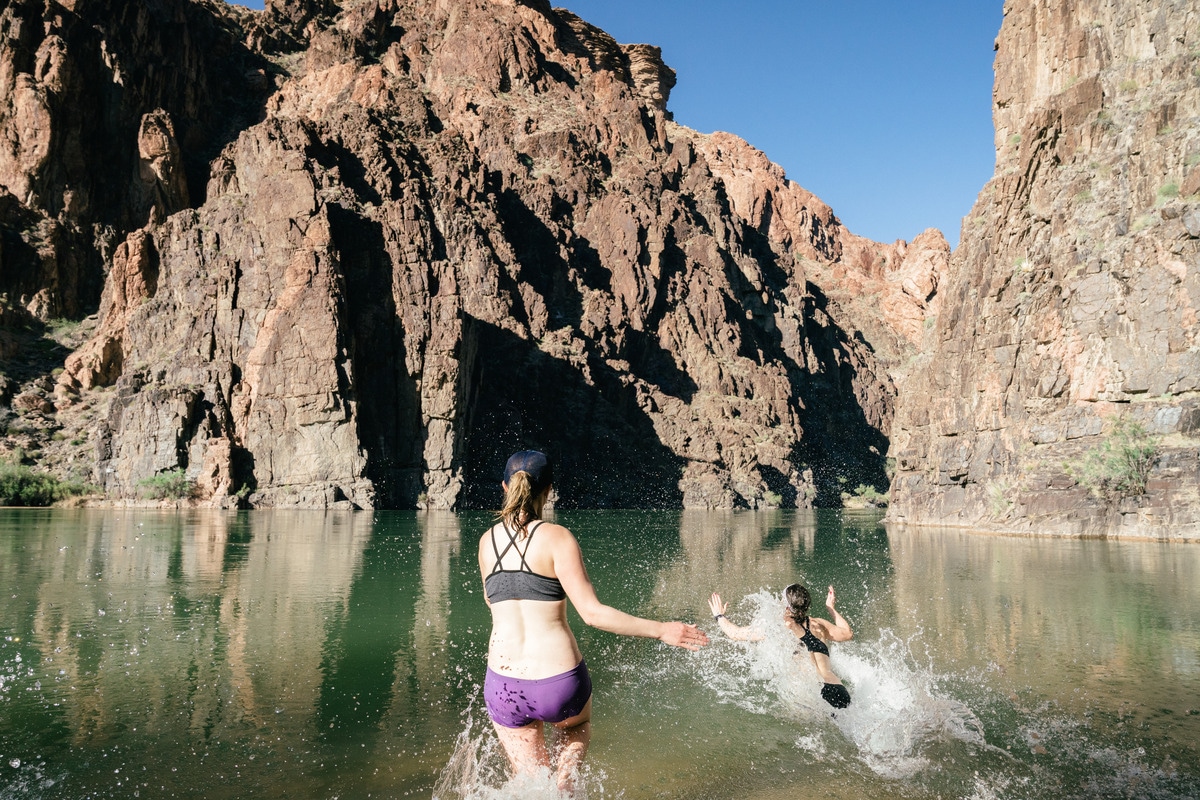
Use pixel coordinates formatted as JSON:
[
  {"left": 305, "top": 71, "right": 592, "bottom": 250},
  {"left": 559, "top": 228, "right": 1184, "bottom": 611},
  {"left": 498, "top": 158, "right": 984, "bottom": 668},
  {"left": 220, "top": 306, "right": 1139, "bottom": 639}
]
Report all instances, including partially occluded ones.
[
  {"left": 826, "top": 585, "right": 837, "bottom": 611},
  {"left": 660, "top": 621, "right": 709, "bottom": 651},
  {"left": 708, "top": 592, "right": 727, "bottom": 618}
]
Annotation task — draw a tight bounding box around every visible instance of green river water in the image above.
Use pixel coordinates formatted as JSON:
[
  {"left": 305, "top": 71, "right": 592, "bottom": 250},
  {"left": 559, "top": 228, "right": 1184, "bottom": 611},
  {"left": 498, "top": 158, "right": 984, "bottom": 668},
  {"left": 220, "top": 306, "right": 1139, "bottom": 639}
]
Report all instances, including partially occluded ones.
[{"left": 0, "top": 509, "right": 1197, "bottom": 799}]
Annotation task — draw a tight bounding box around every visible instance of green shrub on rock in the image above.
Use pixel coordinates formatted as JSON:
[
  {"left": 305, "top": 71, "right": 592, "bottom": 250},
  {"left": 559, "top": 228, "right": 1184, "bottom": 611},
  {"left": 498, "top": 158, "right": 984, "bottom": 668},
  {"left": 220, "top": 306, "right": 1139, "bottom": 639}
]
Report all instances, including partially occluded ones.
[
  {"left": 1064, "top": 419, "right": 1158, "bottom": 503},
  {"left": 0, "top": 463, "right": 90, "bottom": 506},
  {"left": 841, "top": 483, "right": 888, "bottom": 508},
  {"left": 137, "top": 469, "right": 194, "bottom": 500}
]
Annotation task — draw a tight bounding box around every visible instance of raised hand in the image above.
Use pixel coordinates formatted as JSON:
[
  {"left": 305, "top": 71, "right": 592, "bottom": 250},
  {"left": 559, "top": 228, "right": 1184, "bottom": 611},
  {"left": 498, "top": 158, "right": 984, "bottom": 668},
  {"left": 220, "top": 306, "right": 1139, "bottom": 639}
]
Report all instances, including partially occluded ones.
[
  {"left": 708, "top": 592, "right": 728, "bottom": 618},
  {"left": 826, "top": 585, "right": 837, "bottom": 611}
]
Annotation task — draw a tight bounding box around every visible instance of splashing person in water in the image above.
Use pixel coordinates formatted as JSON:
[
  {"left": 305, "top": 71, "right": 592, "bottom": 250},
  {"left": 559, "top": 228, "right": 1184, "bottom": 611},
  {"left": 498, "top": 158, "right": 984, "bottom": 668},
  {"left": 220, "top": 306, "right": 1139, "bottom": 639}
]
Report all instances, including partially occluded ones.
[
  {"left": 708, "top": 583, "right": 854, "bottom": 709},
  {"left": 480, "top": 450, "right": 709, "bottom": 794}
]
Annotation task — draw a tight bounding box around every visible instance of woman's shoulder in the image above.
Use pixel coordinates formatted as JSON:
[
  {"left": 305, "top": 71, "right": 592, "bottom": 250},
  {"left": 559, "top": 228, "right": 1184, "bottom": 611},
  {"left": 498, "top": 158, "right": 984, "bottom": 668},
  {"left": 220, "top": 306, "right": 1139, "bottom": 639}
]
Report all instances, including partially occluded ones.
[
  {"left": 527, "top": 521, "right": 580, "bottom": 559},
  {"left": 532, "top": 519, "right": 574, "bottom": 542},
  {"left": 479, "top": 519, "right": 573, "bottom": 542},
  {"left": 810, "top": 616, "right": 851, "bottom": 641},
  {"left": 477, "top": 523, "right": 496, "bottom": 556},
  {"left": 478, "top": 521, "right": 513, "bottom": 552}
]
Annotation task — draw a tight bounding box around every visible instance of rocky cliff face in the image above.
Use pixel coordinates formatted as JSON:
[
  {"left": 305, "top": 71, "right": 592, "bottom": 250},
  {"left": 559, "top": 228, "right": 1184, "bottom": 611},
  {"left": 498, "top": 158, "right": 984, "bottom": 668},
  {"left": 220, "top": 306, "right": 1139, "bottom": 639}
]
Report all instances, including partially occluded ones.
[
  {"left": 0, "top": 0, "right": 274, "bottom": 318},
  {"left": 889, "top": 0, "right": 1200, "bottom": 539},
  {"left": 1, "top": 0, "right": 943, "bottom": 509}
]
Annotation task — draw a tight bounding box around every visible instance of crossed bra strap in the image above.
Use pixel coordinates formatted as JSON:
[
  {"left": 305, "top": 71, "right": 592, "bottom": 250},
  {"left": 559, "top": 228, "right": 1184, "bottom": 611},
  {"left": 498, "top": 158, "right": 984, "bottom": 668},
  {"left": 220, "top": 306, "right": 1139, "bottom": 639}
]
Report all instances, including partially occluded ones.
[
  {"left": 485, "top": 521, "right": 566, "bottom": 603},
  {"left": 490, "top": 520, "right": 545, "bottom": 574}
]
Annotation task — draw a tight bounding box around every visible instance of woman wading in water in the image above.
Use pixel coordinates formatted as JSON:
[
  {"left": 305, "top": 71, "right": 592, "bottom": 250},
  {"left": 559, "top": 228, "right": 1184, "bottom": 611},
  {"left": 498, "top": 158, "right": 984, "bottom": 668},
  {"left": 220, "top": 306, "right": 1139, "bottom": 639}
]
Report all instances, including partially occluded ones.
[
  {"left": 709, "top": 583, "right": 853, "bottom": 709},
  {"left": 480, "top": 450, "right": 708, "bottom": 792}
]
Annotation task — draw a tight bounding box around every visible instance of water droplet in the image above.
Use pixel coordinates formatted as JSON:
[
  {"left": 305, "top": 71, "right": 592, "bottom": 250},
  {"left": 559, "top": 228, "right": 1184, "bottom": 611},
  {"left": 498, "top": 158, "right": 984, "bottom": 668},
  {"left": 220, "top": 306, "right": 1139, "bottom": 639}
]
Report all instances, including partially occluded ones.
[{"left": 9, "top": 759, "right": 19, "bottom": 769}]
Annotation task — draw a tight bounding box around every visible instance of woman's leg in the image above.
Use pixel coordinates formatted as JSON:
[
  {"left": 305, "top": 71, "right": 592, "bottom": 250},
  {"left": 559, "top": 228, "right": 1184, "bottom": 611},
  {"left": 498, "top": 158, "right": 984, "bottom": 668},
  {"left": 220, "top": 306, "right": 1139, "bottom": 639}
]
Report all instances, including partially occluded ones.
[
  {"left": 492, "top": 720, "right": 550, "bottom": 777},
  {"left": 551, "top": 697, "right": 592, "bottom": 795}
]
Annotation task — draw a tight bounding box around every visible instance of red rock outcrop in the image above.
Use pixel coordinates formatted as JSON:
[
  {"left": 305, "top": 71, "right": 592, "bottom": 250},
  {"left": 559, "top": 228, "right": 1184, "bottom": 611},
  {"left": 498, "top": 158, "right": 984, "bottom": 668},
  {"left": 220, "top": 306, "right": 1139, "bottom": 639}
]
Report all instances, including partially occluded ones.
[
  {"left": 0, "top": 0, "right": 272, "bottom": 318},
  {"left": 889, "top": 0, "right": 1200, "bottom": 540},
  {"left": 4, "top": 0, "right": 940, "bottom": 509},
  {"left": 682, "top": 128, "right": 947, "bottom": 361}
]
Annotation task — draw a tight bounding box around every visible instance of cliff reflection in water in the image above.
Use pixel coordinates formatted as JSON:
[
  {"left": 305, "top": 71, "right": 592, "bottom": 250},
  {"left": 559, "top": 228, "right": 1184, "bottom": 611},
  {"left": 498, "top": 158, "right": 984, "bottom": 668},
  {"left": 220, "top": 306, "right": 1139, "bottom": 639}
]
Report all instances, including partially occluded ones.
[
  {"left": 1, "top": 510, "right": 478, "bottom": 797},
  {"left": 887, "top": 527, "right": 1200, "bottom": 753},
  {"left": 376, "top": 511, "right": 466, "bottom": 749},
  {"left": 667, "top": 510, "right": 894, "bottom": 623},
  {"left": 12, "top": 512, "right": 372, "bottom": 743},
  {"left": 5, "top": 510, "right": 1197, "bottom": 800}
]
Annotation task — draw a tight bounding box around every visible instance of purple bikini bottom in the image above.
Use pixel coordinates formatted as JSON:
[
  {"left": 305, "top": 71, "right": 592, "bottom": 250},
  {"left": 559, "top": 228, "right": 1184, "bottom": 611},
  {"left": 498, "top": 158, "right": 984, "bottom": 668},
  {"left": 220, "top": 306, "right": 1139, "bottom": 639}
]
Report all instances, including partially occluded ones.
[{"left": 484, "top": 660, "right": 593, "bottom": 728}]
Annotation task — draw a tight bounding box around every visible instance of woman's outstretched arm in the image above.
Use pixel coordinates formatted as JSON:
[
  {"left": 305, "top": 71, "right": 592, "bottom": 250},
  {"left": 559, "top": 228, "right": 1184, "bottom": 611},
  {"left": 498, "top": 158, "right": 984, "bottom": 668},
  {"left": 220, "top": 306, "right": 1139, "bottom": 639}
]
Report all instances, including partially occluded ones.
[
  {"left": 708, "top": 592, "right": 765, "bottom": 642},
  {"left": 554, "top": 526, "right": 708, "bottom": 650}
]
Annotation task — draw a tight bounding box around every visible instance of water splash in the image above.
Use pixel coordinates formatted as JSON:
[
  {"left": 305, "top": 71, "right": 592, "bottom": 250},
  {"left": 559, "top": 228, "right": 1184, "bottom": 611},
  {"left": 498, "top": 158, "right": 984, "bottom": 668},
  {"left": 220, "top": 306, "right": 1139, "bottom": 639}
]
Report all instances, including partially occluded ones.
[
  {"left": 963, "top": 772, "right": 1021, "bottom": 800},
  {"left": 1005, "top": 711, "right": 1200, "bottom": 800},
  {"left": 431, "top": 715, "right": 512, "bottom": 800},
  {"left": 700, "top": 590, "right": 990, "bottom": 779},
  {"left": 432, "top": 704, "right": 612, "bottom": 800},
  {"left": 830, "top": 628, "right": 993, "bottom": 777}
]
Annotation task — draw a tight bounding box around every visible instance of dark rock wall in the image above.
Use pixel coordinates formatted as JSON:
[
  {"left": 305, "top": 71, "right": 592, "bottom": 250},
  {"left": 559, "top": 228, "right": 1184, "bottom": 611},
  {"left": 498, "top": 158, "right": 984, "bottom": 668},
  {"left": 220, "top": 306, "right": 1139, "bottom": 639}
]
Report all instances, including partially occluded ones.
[{"left": 0, "top": 0, "right": 273, "bottom": 318}]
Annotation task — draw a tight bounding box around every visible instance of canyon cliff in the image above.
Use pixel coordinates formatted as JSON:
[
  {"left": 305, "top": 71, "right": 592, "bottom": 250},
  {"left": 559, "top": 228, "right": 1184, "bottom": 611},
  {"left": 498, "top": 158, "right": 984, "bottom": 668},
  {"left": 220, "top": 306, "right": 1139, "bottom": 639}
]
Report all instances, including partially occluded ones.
[
  {"left": 889, "top": 0, "right": 1200, "bottom": 539},
  {"left": 21, "top": 0, "right": 1197, "bottom": 535},
  {"left": 0, "top": 0, "right": 943, "bottom": 508}
]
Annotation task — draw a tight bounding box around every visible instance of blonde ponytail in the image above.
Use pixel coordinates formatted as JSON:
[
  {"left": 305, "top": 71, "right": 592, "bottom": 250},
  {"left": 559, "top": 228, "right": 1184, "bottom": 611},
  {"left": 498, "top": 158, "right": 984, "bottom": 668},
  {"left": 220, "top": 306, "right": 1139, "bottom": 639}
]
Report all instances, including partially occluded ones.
[{"left": 497, "top": 471, "right": 545, "bottom": 536}]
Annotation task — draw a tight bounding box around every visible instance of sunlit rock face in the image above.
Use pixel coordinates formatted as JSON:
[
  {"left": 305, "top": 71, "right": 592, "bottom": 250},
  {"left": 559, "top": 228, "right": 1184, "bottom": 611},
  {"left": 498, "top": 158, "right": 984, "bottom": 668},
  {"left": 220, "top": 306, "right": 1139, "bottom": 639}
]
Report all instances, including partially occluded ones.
[
  {"left": 889, "top": 0, "right": 1200, "bottom": 539},
  {"left": 4, "top": 0, "right": 943, "bottom": 509}
]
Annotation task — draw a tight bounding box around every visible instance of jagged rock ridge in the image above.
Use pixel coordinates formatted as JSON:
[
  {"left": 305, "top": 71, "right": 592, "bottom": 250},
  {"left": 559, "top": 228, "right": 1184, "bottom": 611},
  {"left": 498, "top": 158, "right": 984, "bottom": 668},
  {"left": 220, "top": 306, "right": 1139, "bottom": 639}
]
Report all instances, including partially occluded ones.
[{"left": 1, "top": 0, "right": 945, "bottom": 509}]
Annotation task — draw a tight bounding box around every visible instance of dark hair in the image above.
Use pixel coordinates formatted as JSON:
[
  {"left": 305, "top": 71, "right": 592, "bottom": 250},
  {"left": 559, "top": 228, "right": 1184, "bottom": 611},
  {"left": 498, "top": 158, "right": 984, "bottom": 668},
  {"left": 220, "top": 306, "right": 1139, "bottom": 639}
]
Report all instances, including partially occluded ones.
[
  {"left": 497, "top": 451, "right": 553, "bottom": 536},
  {"left": 785, "top": 583, "right": 811, "bottom": 625}
]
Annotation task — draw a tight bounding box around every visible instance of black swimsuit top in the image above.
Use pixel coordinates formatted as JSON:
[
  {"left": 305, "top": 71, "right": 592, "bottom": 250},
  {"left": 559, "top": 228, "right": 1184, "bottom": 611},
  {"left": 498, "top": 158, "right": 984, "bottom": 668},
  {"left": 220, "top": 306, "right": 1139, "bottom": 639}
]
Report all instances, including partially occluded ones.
[
  {"left": 796, "top": 619, "right": 830, "bottom": 656},
  {"left": 484, "top": 521, "right": 567, "bottom": 603}
]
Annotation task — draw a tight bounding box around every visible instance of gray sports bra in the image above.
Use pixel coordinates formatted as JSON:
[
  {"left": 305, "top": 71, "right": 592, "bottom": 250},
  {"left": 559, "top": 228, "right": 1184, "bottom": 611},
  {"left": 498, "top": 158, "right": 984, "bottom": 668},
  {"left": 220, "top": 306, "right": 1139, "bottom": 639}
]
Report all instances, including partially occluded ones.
[{"left": 484, "top": 521, "right": 567, "bottom": 603}]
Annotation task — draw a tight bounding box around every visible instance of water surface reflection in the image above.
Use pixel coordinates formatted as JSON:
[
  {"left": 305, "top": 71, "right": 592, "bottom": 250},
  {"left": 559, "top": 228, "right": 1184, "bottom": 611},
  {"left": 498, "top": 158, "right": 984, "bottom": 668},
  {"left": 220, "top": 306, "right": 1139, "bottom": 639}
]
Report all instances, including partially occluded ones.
[
  {"left": 0, "top": 510, "right": 1196, "bottom": 800},
  {"left": 889, "top": 527, "right": 1200, "bottom": 769}
]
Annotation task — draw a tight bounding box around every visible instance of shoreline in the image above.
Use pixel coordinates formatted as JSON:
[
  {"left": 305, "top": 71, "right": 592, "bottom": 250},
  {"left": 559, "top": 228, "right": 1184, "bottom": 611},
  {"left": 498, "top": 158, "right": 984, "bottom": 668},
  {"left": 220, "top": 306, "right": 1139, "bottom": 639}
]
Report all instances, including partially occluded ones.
[{"left": 8, "top": 501, "right": 1196, "bottom": 543}]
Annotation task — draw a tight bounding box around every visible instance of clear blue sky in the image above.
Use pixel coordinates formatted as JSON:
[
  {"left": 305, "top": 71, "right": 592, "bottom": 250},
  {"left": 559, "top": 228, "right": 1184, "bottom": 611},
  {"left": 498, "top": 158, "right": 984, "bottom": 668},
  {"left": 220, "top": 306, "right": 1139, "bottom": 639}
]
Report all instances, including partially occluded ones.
[{"left": 229, "top": 1, "right": 1002, "bottom": 248}]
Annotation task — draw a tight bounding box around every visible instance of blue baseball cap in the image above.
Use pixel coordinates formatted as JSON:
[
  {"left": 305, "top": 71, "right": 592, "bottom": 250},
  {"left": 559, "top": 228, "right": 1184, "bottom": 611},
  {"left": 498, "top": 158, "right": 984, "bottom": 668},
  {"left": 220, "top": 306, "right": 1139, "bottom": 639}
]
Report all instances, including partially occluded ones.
[{"left": 503, "top": 450, "right": 554, "bottom": 494}]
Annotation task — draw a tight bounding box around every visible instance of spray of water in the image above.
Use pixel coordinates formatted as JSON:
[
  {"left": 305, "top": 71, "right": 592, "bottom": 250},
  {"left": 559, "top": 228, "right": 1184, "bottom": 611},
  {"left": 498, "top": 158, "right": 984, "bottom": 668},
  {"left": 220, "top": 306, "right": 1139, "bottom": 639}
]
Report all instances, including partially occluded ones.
[
  {"left": 700, "top": 589, "right": 991, "bottom": 779},
  {"left": 432, "top": 700, "right": 612, "bottom": 800},
  {"left": 1002, "top": 709, "right": 1200, "bottom": 800}
]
